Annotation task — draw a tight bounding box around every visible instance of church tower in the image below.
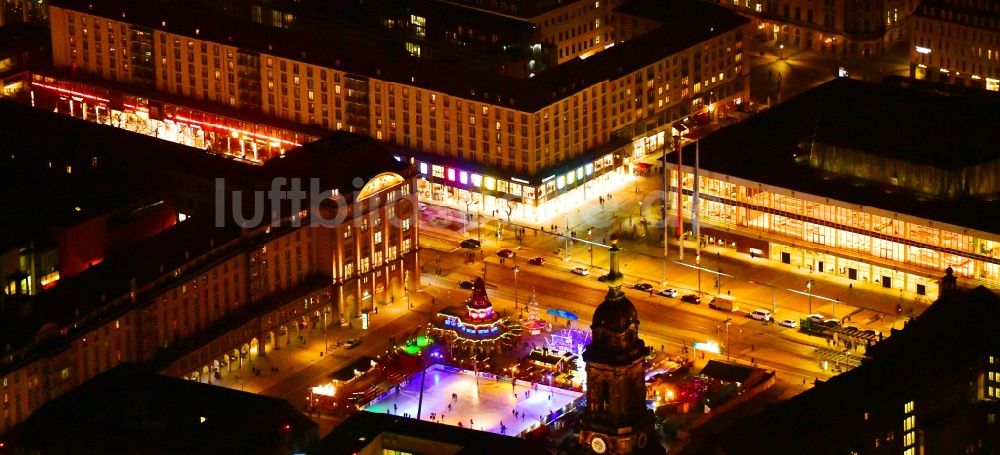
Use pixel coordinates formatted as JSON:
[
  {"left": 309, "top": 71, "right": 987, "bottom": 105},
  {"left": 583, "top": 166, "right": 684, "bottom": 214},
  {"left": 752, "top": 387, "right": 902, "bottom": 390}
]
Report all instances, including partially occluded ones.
[{"left": 578, "top": 237, "right": 662, "bottom": 454}]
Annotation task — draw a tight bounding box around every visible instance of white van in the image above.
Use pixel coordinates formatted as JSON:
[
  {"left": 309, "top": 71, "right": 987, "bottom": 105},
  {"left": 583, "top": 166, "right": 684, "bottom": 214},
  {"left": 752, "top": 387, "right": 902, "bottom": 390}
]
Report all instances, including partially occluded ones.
[{"left": 749, "top": 309, "right": 772, "bottom": 322}]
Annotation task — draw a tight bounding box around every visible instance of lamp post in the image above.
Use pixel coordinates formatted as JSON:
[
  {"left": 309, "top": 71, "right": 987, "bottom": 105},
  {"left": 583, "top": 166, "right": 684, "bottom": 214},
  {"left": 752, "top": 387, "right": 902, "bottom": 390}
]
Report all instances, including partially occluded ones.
[
  {"left": 513, "top": 265, "right": 520, "bottom": 309},
  {"left": 725, "top": 318, "right": 732, "bottom": 362},
  {"left": 779, "top": 44, "right": 785, "bottom": 61},
  {"left": 806, "top": 279, "right": 814, "bottom": 314},
  {"left": 696, "top": 254, "right": 702, "bottom": 296}
]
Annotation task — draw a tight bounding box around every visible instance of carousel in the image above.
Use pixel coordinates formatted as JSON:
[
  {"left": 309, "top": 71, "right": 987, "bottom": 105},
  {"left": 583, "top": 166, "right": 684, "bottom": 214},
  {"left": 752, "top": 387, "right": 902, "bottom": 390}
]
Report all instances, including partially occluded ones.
[{"left": 431, "top": 277, "right": 518, "bottom": 366}]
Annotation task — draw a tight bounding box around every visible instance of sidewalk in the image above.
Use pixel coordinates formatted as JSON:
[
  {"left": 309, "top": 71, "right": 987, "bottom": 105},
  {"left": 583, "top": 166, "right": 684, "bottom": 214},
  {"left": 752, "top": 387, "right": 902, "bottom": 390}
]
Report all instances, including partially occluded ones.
[{"left": 203, "top": 289, "right": 438, "bottom": 395}]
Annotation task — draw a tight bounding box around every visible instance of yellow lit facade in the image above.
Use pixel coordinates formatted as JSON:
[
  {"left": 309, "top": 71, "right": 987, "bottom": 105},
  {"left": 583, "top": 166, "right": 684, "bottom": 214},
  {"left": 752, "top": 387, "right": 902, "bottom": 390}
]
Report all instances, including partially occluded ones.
[
  {"left": 908, "top": 1, "right": 1000, "bottom": 91},
  {"left": 46, "top": 3, "right": 749, "bottom": 223},
  {"left": 671, "top": 168, "right": 1000, "bottom": 295}
]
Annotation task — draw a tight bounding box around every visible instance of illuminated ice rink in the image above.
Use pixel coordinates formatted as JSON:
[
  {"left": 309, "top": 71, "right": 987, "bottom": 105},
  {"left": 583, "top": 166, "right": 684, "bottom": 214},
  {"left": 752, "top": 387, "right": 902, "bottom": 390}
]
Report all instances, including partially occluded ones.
[{"left": 364, "top": 364, "right": 583, "bottom": 436}]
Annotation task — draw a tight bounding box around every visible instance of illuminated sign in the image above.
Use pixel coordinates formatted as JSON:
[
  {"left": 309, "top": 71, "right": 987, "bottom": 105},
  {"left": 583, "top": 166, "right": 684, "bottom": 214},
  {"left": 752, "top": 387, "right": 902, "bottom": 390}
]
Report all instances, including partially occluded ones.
[
  {"left": 542, "top": 175, "right": 555, "bottom": 183},
  {"left": 511, "top": 177, "right": 529, "bottom": 184},
  {"left": 459, "top": 171, "right": 468, "bottom": 185},
  {"left": 361, "top": 312, "right": 370, "bottom": 330},
  {"left": 484, "top": 176, "right": 496, "bottom": 190},
  {"left": 915, "top": 46, "right": 931, "bottom": 54},
  {"left": 447, "top": 168, "right": 456, "bottom": 181}
]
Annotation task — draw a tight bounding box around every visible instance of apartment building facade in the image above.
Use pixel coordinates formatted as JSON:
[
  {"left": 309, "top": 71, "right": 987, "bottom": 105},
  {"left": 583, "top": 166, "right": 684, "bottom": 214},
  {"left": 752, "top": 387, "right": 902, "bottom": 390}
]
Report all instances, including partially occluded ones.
[
  {"left": 909, "top": 0, "right": 1000, "bottom": 91},
  {"left": 46, "top": 0, "right": 749, "bottom": 222}
]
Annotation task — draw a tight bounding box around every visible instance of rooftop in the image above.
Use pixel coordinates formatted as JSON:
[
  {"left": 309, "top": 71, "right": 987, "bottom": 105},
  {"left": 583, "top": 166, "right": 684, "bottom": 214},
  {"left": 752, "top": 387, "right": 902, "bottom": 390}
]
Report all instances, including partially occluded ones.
[
  {"left": 702, "top": 287, "right": 1000, "bottom": 454},
  {"left": 50, "top": 0, "right": 747, "bottom": 111},
  {"left": 7, "top": 364, "right": 317, "bottom": 454},
  {"left": 683, "top": 77, "right": 1000, "bottom": 234}
]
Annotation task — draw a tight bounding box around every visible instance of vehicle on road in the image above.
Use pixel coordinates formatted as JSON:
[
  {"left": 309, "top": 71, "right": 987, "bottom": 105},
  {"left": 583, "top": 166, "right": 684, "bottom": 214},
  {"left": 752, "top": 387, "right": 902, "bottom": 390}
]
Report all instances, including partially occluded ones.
[
  {"left": 680, "top": 294, "right": 702, "bottom": 304},
  {"left": 345, "top": 339, "right": 362, "bottom": 349},
  {"left": 496, "top": 248, "right": 514, "bottom": 258},
  {"left": 749, "top": 309, "right": 773, "bottom": 322},
  {"left": 633, "top": 283, "right": 654, "bottom": 292},
  {"left": 659, "top": 288, "right": 678, "bottom": 298},
  {"left": 708, "top": 294, "right": 739, "bottom": 312},
  {"left": 460, "top": 239, "right": 481, "bottom": 249},
  {"left": 459, "top": 280, "right": 475, "bottom": 289},
  {"left": 779, "top": 319, "right": 799, "bottom": 329},
  {"left": 806, "top": 314, "right": 826, "bottom": 323},
  {"left": 528, "top": 256, "right": 545, "bottom": 265},
  {"left": 571, "top": 267, "right": 590, "bottom": 276}
]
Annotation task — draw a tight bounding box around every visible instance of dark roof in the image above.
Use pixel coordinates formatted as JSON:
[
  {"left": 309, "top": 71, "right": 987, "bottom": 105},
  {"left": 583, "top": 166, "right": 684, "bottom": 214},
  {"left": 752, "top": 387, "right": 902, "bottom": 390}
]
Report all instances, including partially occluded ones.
[
  {"left": 8, "top": 364, "right": 317, "bottom": 454},
  {"left": 50, "top": 0, "right": 747, "bottom": 111},
  {"left": 704, "top": 287, "right": 1000, "bottom": 454},
  {"left": 698, "top": 360, "right": 756, "bottom": 383},
  {"left": 262, "top": 132, "right": 410, "bottom": 197},
  {"left": 311, "top": 410, "right": 547, "bottom": 455},
  {"left": 683, "top": 77, "right": 1000, "bottom": 234}
]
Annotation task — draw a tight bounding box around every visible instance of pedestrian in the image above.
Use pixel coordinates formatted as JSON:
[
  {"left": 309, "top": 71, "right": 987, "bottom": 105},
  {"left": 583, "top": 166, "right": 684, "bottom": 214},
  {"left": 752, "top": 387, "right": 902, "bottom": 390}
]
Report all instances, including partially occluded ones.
[
  {"left": 448, "top": 403, "right": 452, "bottom": 411},
  {"left": 751, "top": 344, "right": 755, "bottom": 352}
]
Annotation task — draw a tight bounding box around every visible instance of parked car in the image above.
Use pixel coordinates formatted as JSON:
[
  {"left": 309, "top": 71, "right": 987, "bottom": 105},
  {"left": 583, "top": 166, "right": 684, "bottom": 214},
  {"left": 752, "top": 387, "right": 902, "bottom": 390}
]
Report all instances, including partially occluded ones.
[
  {"left": 459, "top": 280, "right": 475, "bottom": 289},
  {"left": 345, "top": 338, "right": 362, "bottom": 349},
  {"left": 806, "top": 313, "right": 826, "bottom": 324},
  {"left": 779, "top": 319, "right": 799, "bottom": 329},
  {"left": 633, "top": 283, "right": 654, "bottom": 292},
  {"left": 680, "top": 294, "right": 702, "bottom": 304},
  {"left": 708, "top": 294, "right": 739, "bottom": 312},
  {"left": 460, "top": 239, "right": 482, "bottom": 249},
  {"left": 659, "top": 288, "right": 679, "bottom": 298},
  {"left": 528, "top": 256, "right": 545, "bottom": 265},
  {"left": 749, "top": 309, "right": 773, "bottom": 322},
  {"left": 571, "top": 267, "right": 590, "bottom": 276}
]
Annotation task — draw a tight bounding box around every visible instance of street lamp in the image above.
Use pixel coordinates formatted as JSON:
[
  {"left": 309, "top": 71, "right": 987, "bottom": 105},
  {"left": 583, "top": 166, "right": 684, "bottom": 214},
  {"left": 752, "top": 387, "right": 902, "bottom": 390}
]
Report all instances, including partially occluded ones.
[
  {"left": 696, "top": 254, "right": 702, "bottom": 296},
  {"left": 806, "top": 279, "right": 814, "bottom": 314},
  {"left": 779, "top": 44, "right": 785, "bottom": 61},
  {"left": 513, "top": 265, "right": 520, "bottom": 309},
  {"left": 725, "top": 318, "right": 732, "bottom": 362}
]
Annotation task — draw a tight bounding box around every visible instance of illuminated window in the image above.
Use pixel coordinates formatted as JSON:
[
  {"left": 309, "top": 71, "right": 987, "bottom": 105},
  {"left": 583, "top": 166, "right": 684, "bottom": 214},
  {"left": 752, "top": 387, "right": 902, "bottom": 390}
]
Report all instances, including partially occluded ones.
[
  {"left": 459, "top": 171, "right": 468, "bottom": 185},
  {"left": 556, "top": 175, "right": 566, "bottom": 189},
  {"left": 585, "top": 163, "right": 594, "bottom": 175},
  {"left": 484, "top": 176, "right": 496, "bottom": 190},
  {"left": 904, "top": 401, "right": 914, "bottom": 413},
  {"left": 576, "top": 167, "right": 584, "bottom": 180},
  {"left": 447, "top": 168, "right": 456, "bottom": 181},
  {"left": 471, "top": 174, "right": 482, "bottom": 187},
  {"left": 419, "top": 162, "right": 428, "bottom": 174},
  {"left": 402, "top": 219, "right": 411, "bottom": 231},
  {"left": 903, "top": 415, "right": 915, "bottom": 431},
  {"left": 566, "top": 171, "right": 575, "bottom": 185},
  {"left": 375, "top": 232, "right": 383, "bottom": 244}
]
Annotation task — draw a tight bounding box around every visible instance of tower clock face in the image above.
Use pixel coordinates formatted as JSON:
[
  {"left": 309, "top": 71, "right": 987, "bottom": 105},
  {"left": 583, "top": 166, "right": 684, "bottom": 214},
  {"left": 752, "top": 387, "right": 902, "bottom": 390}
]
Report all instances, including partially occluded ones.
[{"left": 591, "top": 436, "right": 608, "bottom": 453}]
